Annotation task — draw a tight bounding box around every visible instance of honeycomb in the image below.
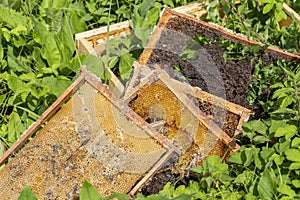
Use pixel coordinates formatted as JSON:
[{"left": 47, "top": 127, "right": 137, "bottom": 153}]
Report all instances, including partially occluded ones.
[
  {"left": 0, "top": 80, "right": 174, "bottom": 199},
  {"left": 127, "top": 82, "right": 228, "bottom": 171}
]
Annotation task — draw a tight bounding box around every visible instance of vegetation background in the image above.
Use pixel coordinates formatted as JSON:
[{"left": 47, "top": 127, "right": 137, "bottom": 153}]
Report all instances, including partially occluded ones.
[{"left": 0, "top": 0, "right": 299, "bottom": 199}]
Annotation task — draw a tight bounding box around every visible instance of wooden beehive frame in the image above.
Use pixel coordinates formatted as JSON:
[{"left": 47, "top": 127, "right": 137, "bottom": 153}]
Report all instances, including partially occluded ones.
[
  {"left": 138, "top": 7, "right": 300, "bottom": 64},
  {"left": 74, "top": 3, "right": 209, "bottom": 98},
  {"left": 75, "top": 21, "right": 132, "bottom": 55},
  {"left": 75, "top": 2, "right": 300, "bottom": 62},
  {"left": 125, "top": 62, "right": 254, "bottom": 137},
  {"left": 123, "top": 64, "right": 240, "bottom": 153},
  {"left": 75, "top": 3, "right": 300, "bottom": 98},
  {"left": 74, "top": 3, "right": 206, "bottom": 54},
  {"left": 0, "top": 67, "right": 181, "bottom": 196},
  {"left": 75, "top": 21, "right": 131, "bottom": 97}
]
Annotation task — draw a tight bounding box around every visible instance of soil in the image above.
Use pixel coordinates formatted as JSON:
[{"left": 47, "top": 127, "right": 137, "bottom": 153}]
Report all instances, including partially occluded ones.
[
  {"left": 144, "top": 14, "right": 277, "bottom": 119},
  {"left": 137, "top": 13, "right": 279, "bottom": 194}
]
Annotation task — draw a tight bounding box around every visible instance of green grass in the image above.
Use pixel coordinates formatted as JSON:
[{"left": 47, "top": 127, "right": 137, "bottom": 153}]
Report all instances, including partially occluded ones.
[{"left": 0, "top": 0, "right": 299, "bottom": 199}]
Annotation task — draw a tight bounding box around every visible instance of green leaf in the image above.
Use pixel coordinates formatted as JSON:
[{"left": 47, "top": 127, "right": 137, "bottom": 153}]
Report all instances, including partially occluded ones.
[
  {"left": 254, "top": 152, "right": 263, "bottom": 169},
  {"left": 191, "top": 166, "right": 203, "bottom": 174},
  {"left": 7, "top": 46, "right": 30, "bottom": 73},
  {"left": 33, "top": 18, "right": 62, "bottom": 70},
  {"left": 11, "top": 25, "right": 27, "bottom": 37},
  {"left": 80, "top": 54, "right": 105, "bottom": 78},
  {"left": 68, "top": 54, "right": 84, "bottom": 73},
  {"left": 280, "top": 96, "right": 295, "bottom": 108},
  {"left": 272, "top": 108, "right": 296, "bottom": 115},
  {"left": 70, "top": 4, "right": 87, "bottom": 33},
  {"left": 0, "top": 5, "right": 30, "bottom": 29},
  {"left": 42, "top": 76, "right": 71, "bottom": 97},
  {"left": 257, "top": 168, "right": 276, "bottom": 200},
  {"left": 108, "top": 56, "right": 118, "bottom": 69},
  {"left": 269, "top": 120, "right": 287, "bottom": 134},
  {"left": 163, "top": 0, "right": 174, "bottom": 8},
  {"left": 202, "top": 155, "right": 231, "bottom": 183},
  {"left": 18, "top": 186, "right": 37, "bottom": 200},
  {"left": 40, "top": 0, "right": 68, "bottom": 13},
  {"left": 159, "top": 182, "right": 175, "bottom": 197},
  {"left": 270, "top": 82, "right": 284, "bottom": 89},
  {"left": 136, "top": 194, "right": 170, "bottom": 200},
  {"left": 295, "top": 69, "right": 300, "bottom": 80},
  {"left": 145, "top": 7, "right": 160, "bottom": 28},
  {"left": 260, "top": 147, "right": 275, "bottom": 160},
  {"left": 173, "top": 185, "right": 187, "bottom": 197},
  {"left": 260, "top": 0, "right": 272, "bottom": 3},
  {"left": 263, "top": 3, "right": 274, "bottom": 14},
  {"left": 245, "top": 193, "right": 257, "bottom": 200},
  {"left": 108, "top": 192, "right": 128, "bottom": 200},
  {"left": 277, "top": 184, "right": 296, "bottom": 197},
  {"left": 0, "top": 124, "right": 7, "bottom": 137},
  {"left": 0, "top": 45, "right": 3, "bottom": 62},
  {"left": 292, "top": 138, "right": 300, "bottom": 148},
  {"left": 132, "top": 1, "right": 159, "bottom": 47},
  {"left": 272, "top": 88, "right": 294, "bottom": 99},
  {"left": 119, "top": 53, "right": 135, "bottom": 80},
  {"left": 292, "top": 180, "right": 300, "bottom": 188},
  {"left": 269, "top": 153, "right": 284, "bottom": 166},
  {"left": 253, "top": 135, "right": 270, "bottom": 144},
  {"left": 7, "top": 111, "right": 25, "bottom": 144},
  {"left": 275, "top": 10, "right": 287, "bottom": 23},
  {"left": 282, "top": 66, "right": 296, "bottom": 79},
  {"left": 80, "top": 180, "right": 101, "bottom": 200},
  {"left": 138, "top": 0, "right": 156, "bottom": 18},
  {"left": 289, "top": 162, "right": 300, "bottom": 170},
  {"left": 243, "top": 120, "right": 268, "bottom": 136},
  {"left": 243, "top": 148, "right": 256, "bottom": 167},
  {"left": 134, "top": 27, "right": 152, "bottom": 47},
  {"left": 274, "top": 125, "right": 297, "bottom": 138},
  {"left": 19, "top": 72, "right": 36, "bottom": 81},
  {"left": 56, "top": 14, "right": 75, "bottom": 66},
  {"left": 32, "top": 47, "right": 46, "bottom": 72},
  {"left": 285, "top": 149, "right": 300, "bottom": 162},
  {"left": 7, "top": 74, "right": 28, "bottom": 93},
  {"left": 173, "top": 193, "right": 195, "bottom": 200},
  {"left": 229, "top": 152, "right": 243, "bottom": 164},
  {"left": 277, "top": 140, "right": 290, "bottom": 155},
  {"left": 0, "top": 140, "right": 6, "bottom": 158},
  {"left": 234, "top": 170, "right": 254, "bottom": 185},
  {"left": 205, "top": 155, "right": 226, "bottom": 170}
]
